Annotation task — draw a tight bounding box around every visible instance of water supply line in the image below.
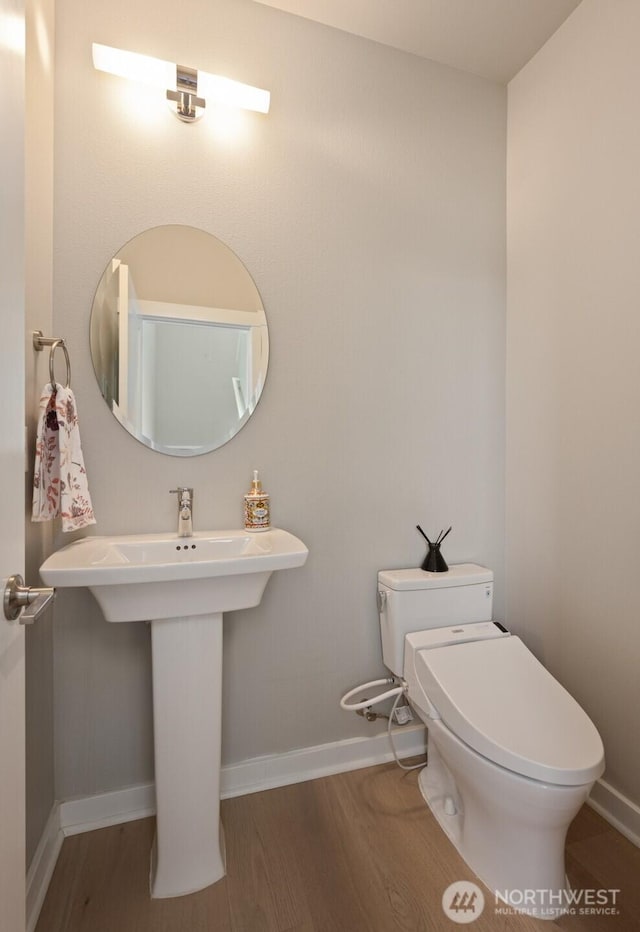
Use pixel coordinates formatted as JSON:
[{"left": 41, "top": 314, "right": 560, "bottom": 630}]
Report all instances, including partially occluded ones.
[
  {"left": 340, "top": 677, "right": 426, "bottom": 772},
  {"left": 339, "top": 676, "right": 403, "bottom": 711}
]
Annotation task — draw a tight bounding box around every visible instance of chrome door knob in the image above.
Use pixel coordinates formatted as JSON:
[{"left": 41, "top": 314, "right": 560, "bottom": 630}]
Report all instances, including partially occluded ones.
[{"left": 3, "top": 574, "right": 55, "bottom": 624}]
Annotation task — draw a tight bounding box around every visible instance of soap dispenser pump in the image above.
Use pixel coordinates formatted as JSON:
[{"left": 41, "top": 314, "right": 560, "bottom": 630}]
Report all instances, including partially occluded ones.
[{"left": 244, "top": 470, "right": 271, "bottom": 532}]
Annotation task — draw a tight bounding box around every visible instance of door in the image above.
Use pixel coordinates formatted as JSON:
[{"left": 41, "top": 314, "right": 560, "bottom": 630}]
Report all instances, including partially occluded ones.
[{"left": 0, "top": 0, "right": 27, "bottom": 930}]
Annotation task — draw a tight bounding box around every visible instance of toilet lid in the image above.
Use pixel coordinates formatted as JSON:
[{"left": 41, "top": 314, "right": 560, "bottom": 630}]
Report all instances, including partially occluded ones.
[{"left": 415, "top": 636, "right": 605, "bottom": 785}]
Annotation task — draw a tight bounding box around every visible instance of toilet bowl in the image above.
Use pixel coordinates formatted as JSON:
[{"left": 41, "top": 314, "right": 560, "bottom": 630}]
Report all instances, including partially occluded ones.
[{"left": 378, "top": 565, "right": 605, "bottom": 919}]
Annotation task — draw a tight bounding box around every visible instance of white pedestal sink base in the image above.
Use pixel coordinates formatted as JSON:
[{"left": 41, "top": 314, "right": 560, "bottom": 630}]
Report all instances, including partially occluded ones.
[
  {"left": 40, "top": 528, "right": 309, "bottom": 898},
  {"left": 150, "top": 612, "right": 225, "bottom": 898}
]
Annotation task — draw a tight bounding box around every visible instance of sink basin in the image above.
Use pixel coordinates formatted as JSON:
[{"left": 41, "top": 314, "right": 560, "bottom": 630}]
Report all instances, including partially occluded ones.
[
  {"left": 40, "top": 528, "right": 308, "bottom": 621},
  {"left": 40, "top": 525, "right": 308, "bottom": 898}
]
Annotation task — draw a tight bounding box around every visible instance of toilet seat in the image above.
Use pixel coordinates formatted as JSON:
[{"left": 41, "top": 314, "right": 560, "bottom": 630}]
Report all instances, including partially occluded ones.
[{"left": 415, "top": 636, "right": 604, "bottom": 786}]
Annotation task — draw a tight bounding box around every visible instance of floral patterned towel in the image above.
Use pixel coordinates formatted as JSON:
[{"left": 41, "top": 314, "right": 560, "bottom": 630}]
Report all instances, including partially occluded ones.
[{"left": 32, "top": 383, "right": 96, "bottom": 532}]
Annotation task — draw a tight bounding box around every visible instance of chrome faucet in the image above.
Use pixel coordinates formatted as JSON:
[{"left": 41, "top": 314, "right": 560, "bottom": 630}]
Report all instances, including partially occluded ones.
[{"left": 170, "top": 487, "right": 194, "bottom": 537}]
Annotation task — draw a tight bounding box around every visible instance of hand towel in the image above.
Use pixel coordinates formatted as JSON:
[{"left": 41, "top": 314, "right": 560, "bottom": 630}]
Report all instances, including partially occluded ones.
[{"left": 32, "top": 383, "right": 96, "bottom": 532}]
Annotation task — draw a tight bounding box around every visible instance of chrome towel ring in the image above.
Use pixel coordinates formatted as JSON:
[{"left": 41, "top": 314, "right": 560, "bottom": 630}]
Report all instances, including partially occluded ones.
[{"left": 33, "top": 330, "right": 72, "bottom": 388}]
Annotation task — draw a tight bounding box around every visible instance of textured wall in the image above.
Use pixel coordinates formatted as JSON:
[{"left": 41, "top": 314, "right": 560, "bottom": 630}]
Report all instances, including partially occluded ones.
[
  {"left": 507, "top": 0, "right": 640, "bottom": 807},
  {"left": 53, "top": 0, "right": 506, "bottom": 798}
]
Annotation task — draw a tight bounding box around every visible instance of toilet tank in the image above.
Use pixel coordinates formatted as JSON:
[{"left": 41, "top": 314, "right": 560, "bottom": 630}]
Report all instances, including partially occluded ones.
[{"left": 378, "top": 564, "right": 494, "bottom": 675}]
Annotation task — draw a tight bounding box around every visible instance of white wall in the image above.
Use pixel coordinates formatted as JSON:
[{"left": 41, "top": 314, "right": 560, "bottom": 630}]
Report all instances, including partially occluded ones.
[
  {"left": 507, "top": 0, "right": 640, "bottom": 807},
  {"left": 52, "top": 0, "right": 506, "bottom": 798}
]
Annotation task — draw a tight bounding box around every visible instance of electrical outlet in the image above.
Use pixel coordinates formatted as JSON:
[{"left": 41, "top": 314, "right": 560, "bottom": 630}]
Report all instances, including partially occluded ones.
[{"left": 393, "top": 705, "right": 413, "bottom": 725}]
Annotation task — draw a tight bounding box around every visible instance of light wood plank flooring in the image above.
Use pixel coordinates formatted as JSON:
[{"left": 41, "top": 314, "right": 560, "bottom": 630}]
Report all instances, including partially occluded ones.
[{"left": 36, "top": 761, "right": 640, "bottom": 931}]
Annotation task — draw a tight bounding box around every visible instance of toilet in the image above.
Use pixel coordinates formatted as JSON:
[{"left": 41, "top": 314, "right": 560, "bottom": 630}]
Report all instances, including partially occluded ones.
[{"left": 378, "top": 563, "right": 605, "bottom": 919}]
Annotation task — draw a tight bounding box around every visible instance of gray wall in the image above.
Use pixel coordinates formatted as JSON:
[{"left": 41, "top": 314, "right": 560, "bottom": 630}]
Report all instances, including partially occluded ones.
[
  {"left": 52, "top": 0, "right": 506, "bottom": 799},
  {"left": 506, "top": 0, "right": 640, "bottom": 808}
]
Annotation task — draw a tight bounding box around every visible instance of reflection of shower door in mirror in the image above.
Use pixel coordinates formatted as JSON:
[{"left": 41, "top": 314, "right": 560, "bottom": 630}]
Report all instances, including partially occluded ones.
[
  {"left": 90, "top": 225, "right": 270, "bottom": 456},
  {"left": 132, "top": 300, "right": 263, "bottom": 455}
]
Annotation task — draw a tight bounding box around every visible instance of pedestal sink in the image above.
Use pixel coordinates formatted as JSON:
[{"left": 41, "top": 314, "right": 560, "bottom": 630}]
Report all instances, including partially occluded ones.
[{"left": 40, "top": 528, "right": 308, "bottom": 898}]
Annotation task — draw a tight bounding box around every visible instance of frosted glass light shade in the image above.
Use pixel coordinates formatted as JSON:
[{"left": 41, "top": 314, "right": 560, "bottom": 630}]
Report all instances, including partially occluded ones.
[
  {"left": 92, "top": 43, "right": 174, "bottom": 90},
  {"left": 197, "top": 71, "right": 270, "bottom": 114},
  {"left": 92, "top": 43, "right": 270, "bottom": 115}
]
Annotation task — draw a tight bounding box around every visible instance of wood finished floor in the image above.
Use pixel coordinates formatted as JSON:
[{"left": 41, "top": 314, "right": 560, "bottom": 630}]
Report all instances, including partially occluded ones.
[{"left": 36, "top": 761, "right": 640, "bottom": 932}]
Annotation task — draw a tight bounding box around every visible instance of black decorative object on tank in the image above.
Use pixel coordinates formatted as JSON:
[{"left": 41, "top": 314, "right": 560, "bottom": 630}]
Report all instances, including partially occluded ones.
[{"left": 416, "top": 525, "right": 452, "bottom": 573}]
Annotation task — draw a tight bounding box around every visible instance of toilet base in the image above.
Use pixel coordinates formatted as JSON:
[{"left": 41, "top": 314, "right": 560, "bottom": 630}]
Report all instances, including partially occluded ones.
[
  {"left": 418, "top": 720, "right": 592, "bottom": 920},
  {"left": 418, "top": 746, "right": 464, "bottom": 849}
]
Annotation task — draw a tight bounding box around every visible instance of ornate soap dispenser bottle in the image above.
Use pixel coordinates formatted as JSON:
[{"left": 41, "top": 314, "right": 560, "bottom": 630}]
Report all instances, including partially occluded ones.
[{"left": 244, "top": 470, "right": 271, "bottom": 532}]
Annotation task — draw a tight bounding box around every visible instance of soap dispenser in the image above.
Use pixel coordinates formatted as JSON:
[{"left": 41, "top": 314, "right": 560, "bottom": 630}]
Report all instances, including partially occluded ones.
[{"left": 244, "top": 470, "right": 271, "bottom": 532}]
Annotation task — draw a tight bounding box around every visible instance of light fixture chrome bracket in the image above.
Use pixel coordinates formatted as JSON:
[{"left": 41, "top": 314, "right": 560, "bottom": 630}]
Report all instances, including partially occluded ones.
[{"left": 166, "top": 64, "right": 206, "bottom": 122}]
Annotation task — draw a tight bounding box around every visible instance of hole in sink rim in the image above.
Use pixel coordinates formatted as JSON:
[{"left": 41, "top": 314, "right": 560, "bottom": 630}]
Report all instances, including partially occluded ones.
[{"left": 111, "top": 534, "right": 269, "bottom": 565}]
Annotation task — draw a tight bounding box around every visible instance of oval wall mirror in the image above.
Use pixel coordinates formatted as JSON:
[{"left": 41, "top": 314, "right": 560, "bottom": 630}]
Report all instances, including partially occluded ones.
[{"left": 90, "top": 225, "right": 269, "bottom": 456}]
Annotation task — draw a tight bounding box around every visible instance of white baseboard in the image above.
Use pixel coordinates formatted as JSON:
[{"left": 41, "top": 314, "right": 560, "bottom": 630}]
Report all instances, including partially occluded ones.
[
  {"left": 588, "top": 777, "right": 640, "bottom": 848},
  {"left": 56, "top": 724, "right": 427, "bottom": 835},
  {"left": 60, "top": 782, "right": 156, "bottom": 837},
  {"left": 221, "top": 723, "right": 427, "bottom": 798},
  {"left": 26, "top": 803, "right": 64, "bottom": 932}
]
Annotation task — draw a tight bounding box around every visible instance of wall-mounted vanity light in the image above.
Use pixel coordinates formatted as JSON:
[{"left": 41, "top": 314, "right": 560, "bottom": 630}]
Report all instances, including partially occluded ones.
[{"left": 92, "top": 43, "right": 270, "bottom": 122}]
